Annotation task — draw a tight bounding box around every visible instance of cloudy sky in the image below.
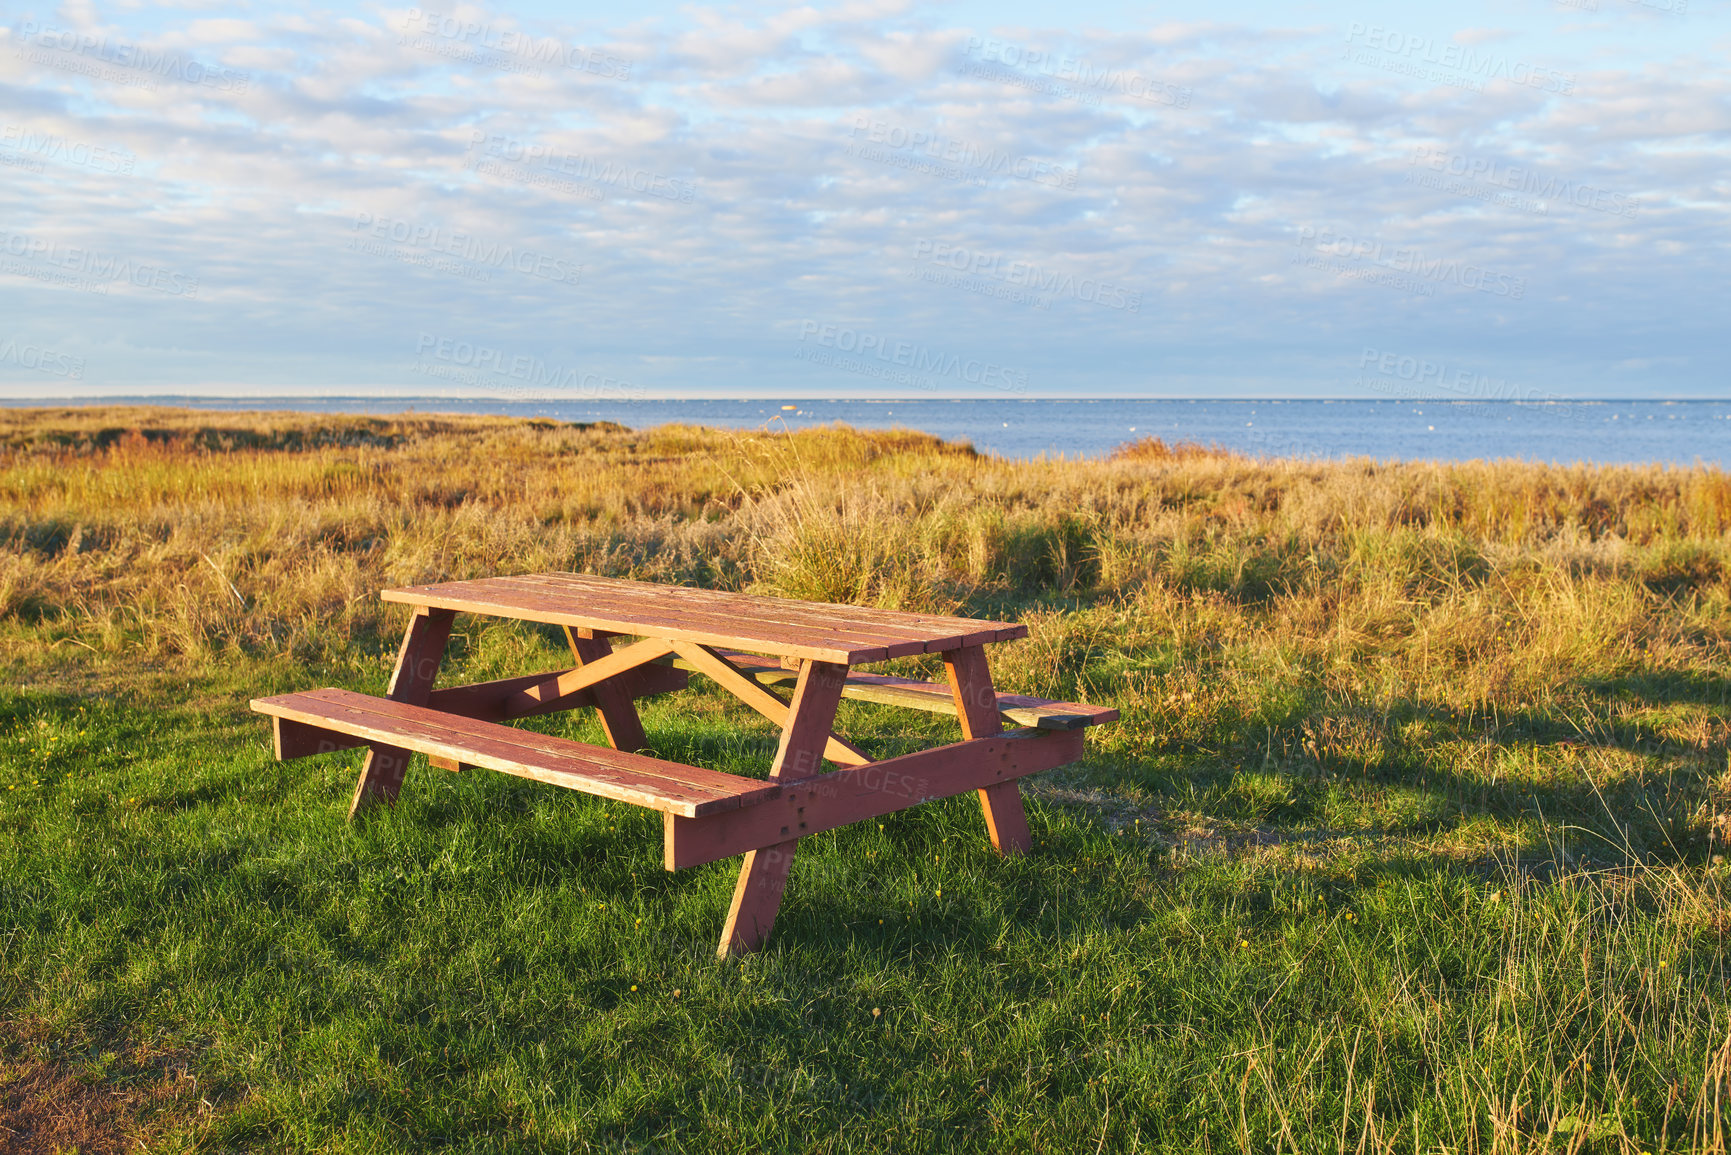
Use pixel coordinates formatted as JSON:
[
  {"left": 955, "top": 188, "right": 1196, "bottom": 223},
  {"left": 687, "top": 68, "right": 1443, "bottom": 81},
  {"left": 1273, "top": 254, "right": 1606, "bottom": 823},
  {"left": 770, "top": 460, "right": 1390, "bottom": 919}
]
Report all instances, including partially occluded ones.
[{"left": 0, "top": 0, "right": 1723, "bottom": 400}]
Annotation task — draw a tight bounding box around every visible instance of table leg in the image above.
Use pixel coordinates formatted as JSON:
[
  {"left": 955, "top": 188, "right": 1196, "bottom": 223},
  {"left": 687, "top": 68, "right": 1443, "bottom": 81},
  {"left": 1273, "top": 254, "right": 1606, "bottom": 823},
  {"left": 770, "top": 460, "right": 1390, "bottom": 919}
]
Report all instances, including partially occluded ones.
[
  {"left": 718, "top": 840, "right": 798, "bottom": 959},
  {"left": 944, "top": 645, "right": 1032, "bottom": 855},
  {"left": 717, "top": 659, "right": 848, "bottom": 958},
  {"left": 564, "top": 627, "right": 650, "bottom": 753},
  {"left": 348, "top": 606, "right": 456, "bottom": 820}
]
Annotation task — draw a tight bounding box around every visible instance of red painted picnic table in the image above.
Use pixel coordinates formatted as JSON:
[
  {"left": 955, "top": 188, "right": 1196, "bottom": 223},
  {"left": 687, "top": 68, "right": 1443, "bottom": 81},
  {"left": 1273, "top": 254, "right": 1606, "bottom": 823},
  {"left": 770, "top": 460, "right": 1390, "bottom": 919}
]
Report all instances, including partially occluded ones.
[{"left": 252, "top": 574, "right": 1116, "bottom": 956}]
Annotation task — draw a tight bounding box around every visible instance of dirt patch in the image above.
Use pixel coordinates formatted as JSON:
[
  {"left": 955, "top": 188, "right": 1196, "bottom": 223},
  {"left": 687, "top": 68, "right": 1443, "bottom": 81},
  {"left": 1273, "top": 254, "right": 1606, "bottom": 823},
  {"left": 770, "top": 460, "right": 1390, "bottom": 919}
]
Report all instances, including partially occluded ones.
[{"left": 0, "top": 1023, "right": 202, "bottom": 1155}]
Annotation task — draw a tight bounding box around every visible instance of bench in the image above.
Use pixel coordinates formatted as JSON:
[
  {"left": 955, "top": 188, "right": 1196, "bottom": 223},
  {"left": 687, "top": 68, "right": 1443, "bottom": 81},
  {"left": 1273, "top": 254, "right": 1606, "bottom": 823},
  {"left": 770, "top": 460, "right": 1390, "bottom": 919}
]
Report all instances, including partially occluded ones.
[
  {"left": 254, "top": 685, "right": 1095, "bottom": 871},
  {"left": 251, "top": 688, "right": 778, "bottom": 817},
  {"left": 670, "top": 648, "right": 1119, "bottom": 732}
]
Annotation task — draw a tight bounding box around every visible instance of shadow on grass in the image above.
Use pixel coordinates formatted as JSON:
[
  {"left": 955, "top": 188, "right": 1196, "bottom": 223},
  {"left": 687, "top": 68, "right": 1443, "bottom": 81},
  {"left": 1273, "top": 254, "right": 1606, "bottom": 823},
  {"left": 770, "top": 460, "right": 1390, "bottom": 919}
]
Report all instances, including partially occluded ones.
[
  {"left": 1116, "top": 739, "right": 1715, "bottom": 869},
  {"left": 1582, "top": 669, "right": 1731, "bottom": 708}
]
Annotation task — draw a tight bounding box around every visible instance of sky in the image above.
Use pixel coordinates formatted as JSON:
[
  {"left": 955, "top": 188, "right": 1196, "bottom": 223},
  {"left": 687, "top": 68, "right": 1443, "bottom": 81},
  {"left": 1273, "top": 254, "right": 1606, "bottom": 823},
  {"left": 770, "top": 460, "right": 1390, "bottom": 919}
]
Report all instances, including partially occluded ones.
[{"left": 0, "top": 0, "right": 1724, "bottom": 401}]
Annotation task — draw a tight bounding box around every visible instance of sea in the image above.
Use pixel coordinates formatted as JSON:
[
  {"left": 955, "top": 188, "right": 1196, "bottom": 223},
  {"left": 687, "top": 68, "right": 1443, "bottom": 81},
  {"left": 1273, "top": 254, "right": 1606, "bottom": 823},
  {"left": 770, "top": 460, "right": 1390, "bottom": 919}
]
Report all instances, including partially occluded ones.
[{"left": 20, "top": 397, "right": 1731, "bottom": 467}]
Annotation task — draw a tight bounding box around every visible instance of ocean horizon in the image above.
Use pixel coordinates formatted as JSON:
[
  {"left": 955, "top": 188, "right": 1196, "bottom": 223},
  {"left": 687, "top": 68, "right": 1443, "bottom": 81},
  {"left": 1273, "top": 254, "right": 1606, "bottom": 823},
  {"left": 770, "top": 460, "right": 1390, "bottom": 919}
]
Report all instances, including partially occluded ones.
[{"left": 6, "top": 396, "right": 1728, "bottom": 468}]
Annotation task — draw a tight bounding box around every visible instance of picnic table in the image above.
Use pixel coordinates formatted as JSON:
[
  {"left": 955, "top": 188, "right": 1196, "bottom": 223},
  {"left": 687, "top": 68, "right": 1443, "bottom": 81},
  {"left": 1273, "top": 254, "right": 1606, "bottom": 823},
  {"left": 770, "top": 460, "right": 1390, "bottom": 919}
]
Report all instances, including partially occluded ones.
[{"left": 251, "top": 574, "right": 1116, "bottom": 956}]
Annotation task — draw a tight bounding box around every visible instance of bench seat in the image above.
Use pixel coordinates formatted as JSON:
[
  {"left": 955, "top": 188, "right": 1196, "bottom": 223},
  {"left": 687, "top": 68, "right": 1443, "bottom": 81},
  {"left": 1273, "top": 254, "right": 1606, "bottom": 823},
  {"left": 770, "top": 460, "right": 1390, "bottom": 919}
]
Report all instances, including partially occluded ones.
[
  {"left": 250, "top": 688, "right": 779, "bottom": 818},
  {"left": 671, "top": 649, "right": 1119, "bottom": 731}
]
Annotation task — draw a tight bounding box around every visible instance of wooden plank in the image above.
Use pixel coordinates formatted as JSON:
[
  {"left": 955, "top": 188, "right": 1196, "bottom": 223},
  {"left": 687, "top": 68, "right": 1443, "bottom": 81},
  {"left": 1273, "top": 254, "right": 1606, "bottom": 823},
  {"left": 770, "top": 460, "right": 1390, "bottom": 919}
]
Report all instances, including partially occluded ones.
[
  {"left": 261, "top": 691, "right": 776, "bottom": 816},
  {"left": 430, "top": 575, "right": 908, "bottom": 660},
  {"left": 379, "top": 577, "right": 880, "bottom": 664},
  {"left": 565, "top": 627, "right": 650, "bottom": 753},
  {"left": 500, "top": 636, "right": 675, "bottom": 721},
  {"left": 527, "top": 574, "right": 1024, "bottom": 654},
  {"left": 378, "top": 572, "right": 1031, "bottom": 657},
  {"left": 665, "top": 728, "right": 1084, "bottom": 870},
  {"left": 253, "top": 689, "right": 778, "bottom": 817},
  {"left": 348, "top": 606, "right": 454, "bottom": 819},
  {"left": 947, "top": 644, "right": 1032, "bottom": 855},
  {"left": 500, "top": 575, "right": 935, "bottom": 660},
  {"left": 716, "top": 658, "right": 850, "bottom": 958},
  {"left": 305, "top": 661, "right": 686, "bottom": 774},
  {"left": 384, "top": 577, "right": 869, "bottom": 661},
  {"left": 668, "top": 649, "right": 1119, "bottom": 731},
  {"left": 423, "top": 662, "right": 688, "bottom": 723},
  {"left": 669, "top": 642, "right": 869, "bottom": 768},
  {"left": 524, "top": 572, "right": 1025, "bottom": 640},
  {"left": 294, "top": 688, "right": 760, "bottom": 808},
  {"left": 289, "top": 688, "right": 707, "bottom": 790},
  {"left": 515, "top": 572, "right": 1019, "bottom": 651},
  {"left": 832, "top": 677, "right": 1119, "bottom": 729}
]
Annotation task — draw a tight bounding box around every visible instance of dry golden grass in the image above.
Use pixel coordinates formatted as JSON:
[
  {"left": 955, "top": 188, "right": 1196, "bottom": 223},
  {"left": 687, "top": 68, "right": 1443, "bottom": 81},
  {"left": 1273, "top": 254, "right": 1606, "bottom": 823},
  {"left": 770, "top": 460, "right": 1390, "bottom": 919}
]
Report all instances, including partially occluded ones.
[
  {"left": 4, "top": 406, "right": 1727, "bottom": 669},
  {"left": 3, "top": 405, "right": 1730, "bottom": 1150}
]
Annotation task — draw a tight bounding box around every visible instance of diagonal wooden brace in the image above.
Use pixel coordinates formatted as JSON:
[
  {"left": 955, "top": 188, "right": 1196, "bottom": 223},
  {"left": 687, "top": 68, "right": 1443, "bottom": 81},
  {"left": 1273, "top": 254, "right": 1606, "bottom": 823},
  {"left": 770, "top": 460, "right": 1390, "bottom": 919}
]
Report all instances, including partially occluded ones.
[
  {"left": 503, "top": 636, "right": 676, "bottom": 719},
  {"left": 670, "top": 641, "right": 870, "bottom": 768}
]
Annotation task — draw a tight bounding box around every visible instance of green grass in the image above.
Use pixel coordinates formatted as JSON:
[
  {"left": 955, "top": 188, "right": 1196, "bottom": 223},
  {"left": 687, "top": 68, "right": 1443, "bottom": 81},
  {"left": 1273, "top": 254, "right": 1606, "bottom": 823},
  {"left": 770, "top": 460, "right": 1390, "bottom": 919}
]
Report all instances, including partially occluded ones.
[
  {"left": 5, "top": 627, "right": 1728, "bottom": 1153},
  {"left": 1, "top": 408, "right": 1729, "bottom": 1151}
]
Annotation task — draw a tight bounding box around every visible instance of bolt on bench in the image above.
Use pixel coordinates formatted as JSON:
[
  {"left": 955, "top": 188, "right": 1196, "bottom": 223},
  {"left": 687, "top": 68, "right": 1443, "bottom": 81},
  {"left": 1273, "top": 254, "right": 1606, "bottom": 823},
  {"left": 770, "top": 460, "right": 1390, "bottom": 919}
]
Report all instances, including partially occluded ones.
[{"left": 250, "top": 574, "right": 1117, "bottom": 956}]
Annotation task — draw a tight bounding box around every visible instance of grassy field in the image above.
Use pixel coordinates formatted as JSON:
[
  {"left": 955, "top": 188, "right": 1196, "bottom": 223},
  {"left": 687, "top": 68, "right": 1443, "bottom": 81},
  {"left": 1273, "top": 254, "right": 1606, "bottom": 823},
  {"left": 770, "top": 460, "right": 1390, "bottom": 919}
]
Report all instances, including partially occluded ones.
[{"left": 2, "top": 405, "right": 1729, "bottom": 1153}]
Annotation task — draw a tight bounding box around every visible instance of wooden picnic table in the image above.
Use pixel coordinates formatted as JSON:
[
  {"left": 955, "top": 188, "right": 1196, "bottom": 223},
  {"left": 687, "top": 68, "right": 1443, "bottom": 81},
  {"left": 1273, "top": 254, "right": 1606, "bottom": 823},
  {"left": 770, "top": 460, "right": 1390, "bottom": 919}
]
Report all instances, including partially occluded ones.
[{"left": 251, "top": 574, "right": 1116, "bottom": 956}]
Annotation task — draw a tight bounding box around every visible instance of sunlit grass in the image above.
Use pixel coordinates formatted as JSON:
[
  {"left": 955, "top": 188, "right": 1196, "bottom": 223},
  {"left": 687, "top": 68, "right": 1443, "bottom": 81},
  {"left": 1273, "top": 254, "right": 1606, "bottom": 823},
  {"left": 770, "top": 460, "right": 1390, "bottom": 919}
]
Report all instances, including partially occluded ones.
[{"left": 0, "top": 406, "right": 1727, "bottom": 1151}]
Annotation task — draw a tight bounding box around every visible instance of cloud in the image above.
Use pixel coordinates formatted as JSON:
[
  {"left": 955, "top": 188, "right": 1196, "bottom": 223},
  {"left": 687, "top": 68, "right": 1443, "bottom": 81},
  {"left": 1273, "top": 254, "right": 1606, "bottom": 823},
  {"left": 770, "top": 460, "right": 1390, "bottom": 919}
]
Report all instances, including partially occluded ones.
[{"left": 0, "top": 1, "right": 1722, "bottom": 398}]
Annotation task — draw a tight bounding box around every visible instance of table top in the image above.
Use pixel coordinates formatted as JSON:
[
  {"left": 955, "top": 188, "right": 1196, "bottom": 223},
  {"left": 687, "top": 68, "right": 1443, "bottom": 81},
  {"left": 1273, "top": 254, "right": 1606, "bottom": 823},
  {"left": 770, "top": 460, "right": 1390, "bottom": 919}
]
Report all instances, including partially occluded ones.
[{"left": 381, "top": 573, "right": 1028, "bottom": 664}]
